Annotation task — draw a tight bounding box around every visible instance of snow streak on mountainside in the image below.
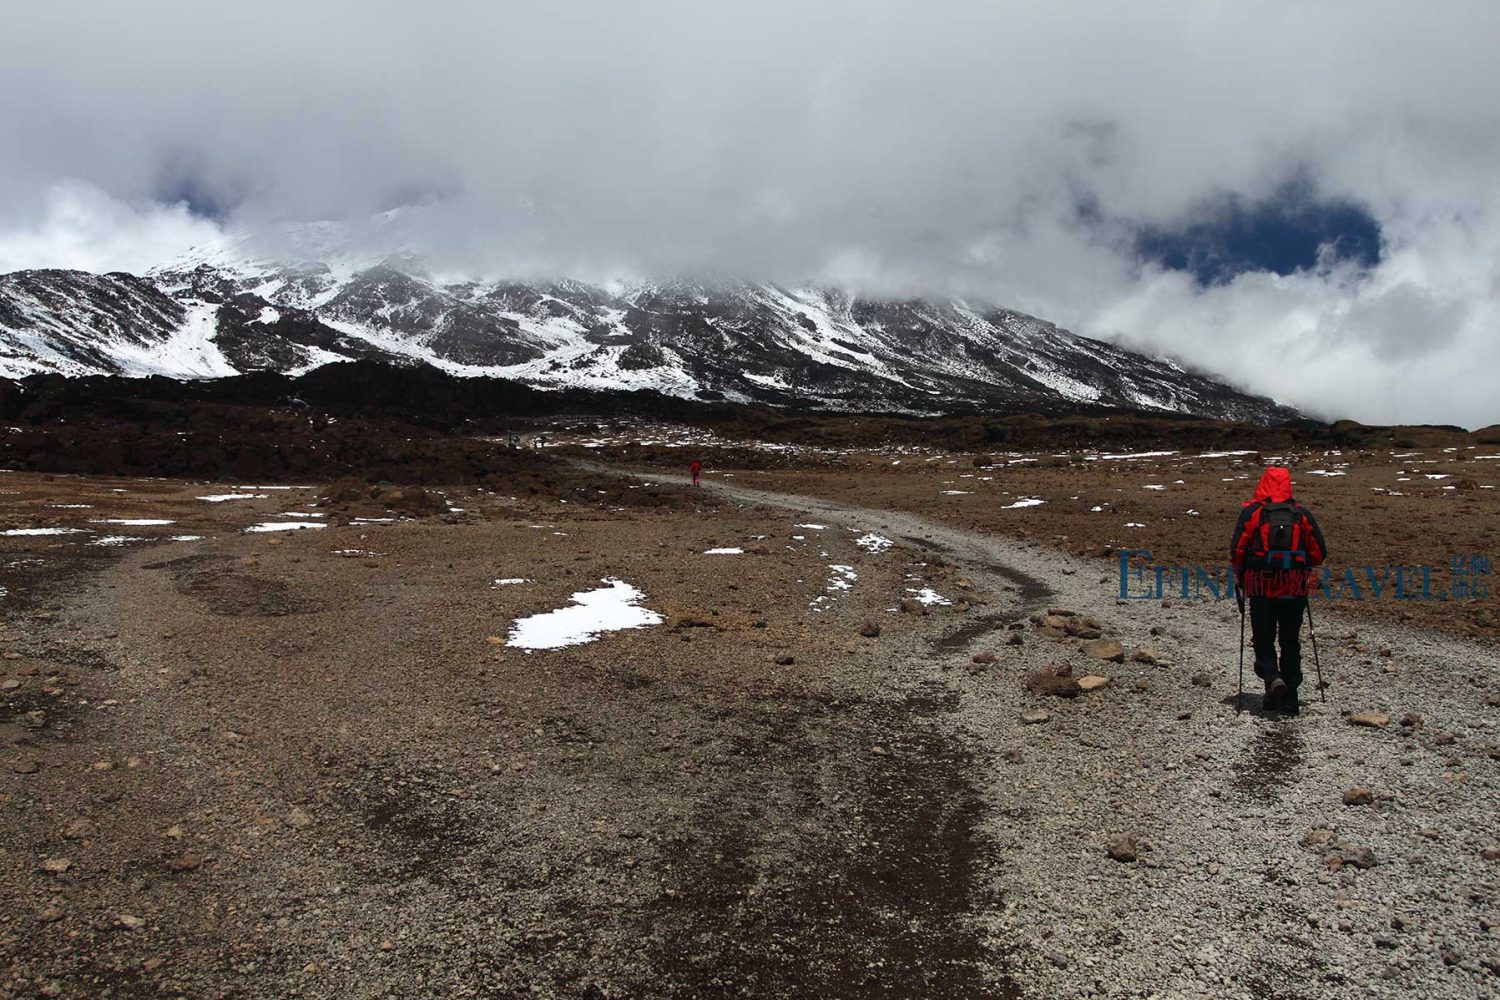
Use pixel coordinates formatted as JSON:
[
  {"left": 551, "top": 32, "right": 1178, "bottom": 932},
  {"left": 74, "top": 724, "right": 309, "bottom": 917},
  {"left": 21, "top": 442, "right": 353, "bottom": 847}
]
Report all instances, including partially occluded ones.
[{"left": 0, "top": 235, "right": 1298, "bottom": 422}]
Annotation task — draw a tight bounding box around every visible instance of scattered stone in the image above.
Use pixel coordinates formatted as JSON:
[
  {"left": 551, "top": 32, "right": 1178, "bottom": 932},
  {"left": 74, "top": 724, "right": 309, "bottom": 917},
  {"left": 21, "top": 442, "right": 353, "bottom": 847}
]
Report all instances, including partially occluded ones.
[
  {"left": 39, "top": 857, "right": 71, "bottom": 875},
  {"left": 1082, "top": 638, "right": 1125, "bottom": 662},
  {"left": 1038, "top": 614, "right": 1071, "bottom": 630},
  {"left": 1020, "top": 709, "right": 1052, "bottom": 725},
  {"left": 870, "top": 746, "right": 888, "bottom": 756},
  {"left": 1131, "top": 648, "right": 1161, "bottom": 665},
  {"left": 1105, "top": 833, "right": 1141, "bottom": 863},
  {"left": 1342, "top": 787, "right": 1375, "bottom": 806},
  {"left": 167, "top": 854, "right": 202, "bottom": 872},
  {"left": 1330, "top": 844, "right": 1378, "bottom": 870},
  {"left": 116, "top": 914, "right": 146, "bottom": 931},
  {"left": 898, "top": 598, "right": 928, "bottom": 615},
  {"left": 1301, "top": 827, "right": 1337, "bottom": 851},
  {"left": 1481, "top": 847, "right": 1500, "bottom": 861},
  {"left": 1077, "top": 675, "right": 1110, "bottom": 692},
  {"left": 1176, "top": 711, "right": 1192, "bottom": 721},
  {"left": 858, "top": 621, "right": 881, "bottom": 638},
  {"left": 62, "top": 818, "right": 95, "bottom": 840},
  {"left": 1190, "top": 672, "right": 1212, "bottom": 688},
  {"left": 971, "top": 651, "right": 997, "bottom": 665},
  {"left": 1416, "top": 827, "right": 1440, "bottom": 840},
  {"left": 10, "top": 758, "right": 39, "bottom": 774},
  {"left": 287, "top": 807, "right": 313, "bottom": 830},
  {"left": 773, "top": 655, "right": 795, "bottom": 666},
  {"left": 1399, "top": 712, "right": 1424, "bottom": 729},
  {"left": 1026, "top": 666, "right": 1082, "bottom": 698},
  {"left": 0, "top": 678, "right": 19, "bottom": 690},
  {"left": 1007, "top": 632, "right": 1023, "bottom": 647},
  {"left": 1065, "top": 618, "right": 1103, "bottom": 640},
  {"left": 1046, "top": 607, "right": 1077, "bottom": 618},
  {"left": 1348, "top": 711, "right": 1391, "bottom": 728}
]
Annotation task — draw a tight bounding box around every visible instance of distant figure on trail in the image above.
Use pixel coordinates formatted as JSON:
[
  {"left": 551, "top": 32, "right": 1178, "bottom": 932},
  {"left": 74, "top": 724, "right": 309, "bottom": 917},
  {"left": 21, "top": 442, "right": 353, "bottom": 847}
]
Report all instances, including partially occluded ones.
[
  {"left": 1229, "top": 467, "right": 1328, "bottom": 715},
  {"left": 690, "top": 459, "right": 702, "bottom": 487},
  {"left": 534, "top": 434, "right": 547, "bottom": 449}
]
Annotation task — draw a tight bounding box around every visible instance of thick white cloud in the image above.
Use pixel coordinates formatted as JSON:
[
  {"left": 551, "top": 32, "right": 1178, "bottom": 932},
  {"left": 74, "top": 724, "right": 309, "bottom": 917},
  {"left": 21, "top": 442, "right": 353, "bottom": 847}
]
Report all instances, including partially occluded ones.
[
  {"left": 0, "top": 184, "right": 222, "bottom": 275},
  {"left": 1, "top": 1, "right": 1497, "bottom": 426}
]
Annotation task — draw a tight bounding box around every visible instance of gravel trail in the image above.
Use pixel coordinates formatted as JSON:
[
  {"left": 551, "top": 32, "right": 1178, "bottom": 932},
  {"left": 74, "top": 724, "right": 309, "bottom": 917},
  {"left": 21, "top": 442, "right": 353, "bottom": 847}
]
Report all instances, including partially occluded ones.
[{"left": 625, "top": 464, "right": 1500, "bottom": 999}]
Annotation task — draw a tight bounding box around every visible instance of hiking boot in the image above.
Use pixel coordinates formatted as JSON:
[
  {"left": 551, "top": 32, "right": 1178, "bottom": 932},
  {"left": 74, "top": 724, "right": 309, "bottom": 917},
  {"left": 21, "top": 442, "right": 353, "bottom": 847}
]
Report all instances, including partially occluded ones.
[
  {"left": 1263, "top": 676, "right": 1287, "bottom": 711},
  {"left": 1282, "top": 688, "right": 1301, "bottom": 716}
]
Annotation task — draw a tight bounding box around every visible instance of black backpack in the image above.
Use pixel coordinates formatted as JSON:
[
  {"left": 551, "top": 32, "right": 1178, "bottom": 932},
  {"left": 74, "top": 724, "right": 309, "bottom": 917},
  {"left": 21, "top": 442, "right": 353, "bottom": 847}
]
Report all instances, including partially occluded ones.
[{"left": 1249, "top": 502, "right": 1307, "bottom": 570}]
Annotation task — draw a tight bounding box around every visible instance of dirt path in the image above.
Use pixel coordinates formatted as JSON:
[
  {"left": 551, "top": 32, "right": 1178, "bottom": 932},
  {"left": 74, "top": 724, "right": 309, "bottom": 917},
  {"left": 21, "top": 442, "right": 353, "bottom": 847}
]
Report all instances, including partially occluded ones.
[{"left": 596, "top": 463, "right": 1500, "bottom": 998}]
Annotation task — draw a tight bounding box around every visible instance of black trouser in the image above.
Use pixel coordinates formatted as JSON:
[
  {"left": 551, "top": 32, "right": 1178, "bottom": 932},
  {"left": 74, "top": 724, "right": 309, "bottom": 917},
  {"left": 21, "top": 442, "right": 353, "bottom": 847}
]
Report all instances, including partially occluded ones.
[{"left": 1249, "top": 596, "right": 1305, "bottom": 689}]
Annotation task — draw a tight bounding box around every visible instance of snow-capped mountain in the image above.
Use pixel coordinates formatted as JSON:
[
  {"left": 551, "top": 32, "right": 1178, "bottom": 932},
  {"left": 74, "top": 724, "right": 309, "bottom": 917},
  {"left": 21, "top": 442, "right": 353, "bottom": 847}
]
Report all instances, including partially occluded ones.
[{"left": 0, "top": 230, "right": 1297, "bottom": 421}]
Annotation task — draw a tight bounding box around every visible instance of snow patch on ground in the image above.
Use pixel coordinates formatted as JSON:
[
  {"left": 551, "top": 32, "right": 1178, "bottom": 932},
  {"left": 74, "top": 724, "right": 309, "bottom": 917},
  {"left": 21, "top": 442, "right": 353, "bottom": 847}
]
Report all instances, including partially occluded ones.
[
  {"left": 506, "top": 578, "right": 663, "bottom": 650},
  {"left": 703, "top": 547, "right": 745, "bottom": 555},
  {"left": 1, "top": 527, "right": 88, "bottom": 536},
  {"left": 1001, "top": 498, "right": 1046, "bottom": 509},
  {"left": 244, "top": 522, "right": 328, "bottom": 533},
  {"left": 854, "top": 534, "right": 893, "bottom": 554},
  {"left": 906, "top": 587, "right": 952, "bottom": 607}
]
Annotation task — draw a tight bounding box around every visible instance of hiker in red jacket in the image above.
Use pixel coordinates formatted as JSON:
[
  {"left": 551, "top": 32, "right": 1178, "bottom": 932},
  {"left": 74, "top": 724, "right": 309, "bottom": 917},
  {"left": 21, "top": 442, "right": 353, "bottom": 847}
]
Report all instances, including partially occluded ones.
[
  {"left": 1229, "top": 467, "right": 1327, "bottom": 713},
  {"left": 690, "top": 459, "right": 702, "bottom": 487}
]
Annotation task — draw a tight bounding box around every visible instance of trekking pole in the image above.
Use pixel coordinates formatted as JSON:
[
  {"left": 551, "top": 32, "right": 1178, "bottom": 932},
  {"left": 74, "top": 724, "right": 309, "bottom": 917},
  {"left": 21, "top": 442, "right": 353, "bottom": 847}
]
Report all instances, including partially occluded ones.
[
  {"left": 1305, "top": 599, "right": 1326, "bottom": 701},
  {"left": 1236, "top": 594, "right": 1245, "bottom": 715}
]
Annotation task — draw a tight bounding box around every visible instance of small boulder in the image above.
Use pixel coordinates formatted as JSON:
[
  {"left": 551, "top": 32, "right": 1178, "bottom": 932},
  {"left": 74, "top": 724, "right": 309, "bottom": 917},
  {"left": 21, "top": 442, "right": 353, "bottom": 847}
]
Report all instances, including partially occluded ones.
[
  {"left": 1301, "top": 827, "right": 1337, "bottom": 851},
  {"left": 971, "top": 651, "right": 997, "bottom": 665},
  {"left": 1342, "top": 787, "right": 1375, "bottom": 806},
  {"left": 1082, "top": 639, "right": 1124, "bottom": 662},
  {"left": 1348, "top": 711, "right": 1391, "bottom": 728},
  {"left": 1020, "top": 709, "right": 1052, "bottom": 725},
  {"left": 1077, "top": 675, "right": 1110, "bottom": 692},
  {"left": 858, "top": 621, "right": 881, "bottom": 638},
  {"left": 1026, "top": 666, "right": 1081, "bottom": 698},
  {"left": 1065, "top": 618, "right": 1103, "bottom": 640},
  {"left": 1105, "top": 833, "right": 1141, "bottom": 863}
]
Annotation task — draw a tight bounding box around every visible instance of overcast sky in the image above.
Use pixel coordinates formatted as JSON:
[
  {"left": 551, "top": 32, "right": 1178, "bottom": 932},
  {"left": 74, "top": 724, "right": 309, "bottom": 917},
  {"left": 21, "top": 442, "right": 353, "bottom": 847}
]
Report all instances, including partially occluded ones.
[{"left": 2, "top": 1, "right": 1497, "bottom": 426}]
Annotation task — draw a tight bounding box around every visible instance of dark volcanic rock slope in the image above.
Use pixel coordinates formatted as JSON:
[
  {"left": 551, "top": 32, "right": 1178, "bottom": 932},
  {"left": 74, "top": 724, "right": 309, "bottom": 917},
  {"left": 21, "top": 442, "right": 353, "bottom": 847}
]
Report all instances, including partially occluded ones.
[{"left": 0, "top": 249, "right": 1297, "bottom": 422}]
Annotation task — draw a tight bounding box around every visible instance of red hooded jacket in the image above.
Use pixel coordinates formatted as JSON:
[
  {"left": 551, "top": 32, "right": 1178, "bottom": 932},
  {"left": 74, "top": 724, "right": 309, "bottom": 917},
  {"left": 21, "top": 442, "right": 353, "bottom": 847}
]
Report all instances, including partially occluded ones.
[{"left": 1229, "top": 467, "right": 1327, "bottom": 598}]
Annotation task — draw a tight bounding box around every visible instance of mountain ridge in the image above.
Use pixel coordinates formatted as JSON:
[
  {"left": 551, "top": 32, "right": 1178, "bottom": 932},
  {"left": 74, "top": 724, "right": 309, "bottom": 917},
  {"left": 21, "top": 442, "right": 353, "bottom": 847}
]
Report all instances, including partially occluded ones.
[{"left": 0, "top": 241, "right": 1299, "bottom": 423}]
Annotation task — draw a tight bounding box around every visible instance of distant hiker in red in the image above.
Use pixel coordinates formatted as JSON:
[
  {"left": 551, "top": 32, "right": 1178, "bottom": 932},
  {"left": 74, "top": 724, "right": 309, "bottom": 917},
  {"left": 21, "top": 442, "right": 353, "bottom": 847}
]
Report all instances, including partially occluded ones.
[
  {"left": 1229, "top": 467, "right": 1327, "bottom": 714},
  {"left": 690, "top": 460, "right": 702, "bottom": 487}
]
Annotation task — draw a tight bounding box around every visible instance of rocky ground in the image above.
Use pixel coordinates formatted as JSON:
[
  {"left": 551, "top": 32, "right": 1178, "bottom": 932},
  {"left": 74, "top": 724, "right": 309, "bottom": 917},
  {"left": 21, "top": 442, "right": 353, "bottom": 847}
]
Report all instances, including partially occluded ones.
[{"left": 1, "top": 437, "right": 1497, "bottom": 999}]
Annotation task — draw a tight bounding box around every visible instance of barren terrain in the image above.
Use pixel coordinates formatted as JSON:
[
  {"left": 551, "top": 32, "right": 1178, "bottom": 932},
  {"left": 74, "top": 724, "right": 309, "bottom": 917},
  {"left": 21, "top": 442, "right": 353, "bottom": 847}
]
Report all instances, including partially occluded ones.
[{"left": 2, "top": 430, "right": 1498, "bottom": 999}]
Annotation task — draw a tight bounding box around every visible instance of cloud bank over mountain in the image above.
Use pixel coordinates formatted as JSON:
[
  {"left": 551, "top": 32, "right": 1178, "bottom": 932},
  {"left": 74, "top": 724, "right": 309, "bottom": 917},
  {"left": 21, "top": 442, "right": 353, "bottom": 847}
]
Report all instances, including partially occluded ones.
[{"left": 2, "top": 1, "right": 1497, "bottom": 425}]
